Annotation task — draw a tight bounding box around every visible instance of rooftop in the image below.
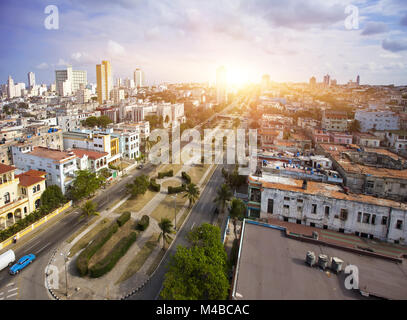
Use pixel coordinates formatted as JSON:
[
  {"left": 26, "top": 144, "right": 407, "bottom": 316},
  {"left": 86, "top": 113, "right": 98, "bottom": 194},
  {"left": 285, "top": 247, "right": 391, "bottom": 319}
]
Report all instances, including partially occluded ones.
[
  {"left": 248, "top": 175, "right": 407, "bottom": 210},
  {"left": 29, "top": 147, "right": 76, "bottom": 163},
  {"left": 71, "top": 148, "right": 108, "bottom": 160},
  {"left": 16, "top": 171, "right": 46, "bottom": 187},
  {"left": 232, "top": 221, "right": 407, "bottom": 300},
  {"left": 0, "top": 163, "right": 16, "bottom": 174}
]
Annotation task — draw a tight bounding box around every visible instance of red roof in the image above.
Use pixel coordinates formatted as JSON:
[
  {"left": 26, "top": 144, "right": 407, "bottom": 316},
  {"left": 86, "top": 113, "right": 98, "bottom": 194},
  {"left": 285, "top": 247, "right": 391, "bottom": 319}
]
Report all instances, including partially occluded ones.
[
  {"left": 23, "top": 169, "right": 47, "bottom": 177},
  {"left": 0, "top": 163, "right": 16, "bottom": 175},
  {"left": 16, "top": 172, "right": 46, "bottom": 187},
  {"left": 71, "top": 148, "right": 108, "bottom": 160}
]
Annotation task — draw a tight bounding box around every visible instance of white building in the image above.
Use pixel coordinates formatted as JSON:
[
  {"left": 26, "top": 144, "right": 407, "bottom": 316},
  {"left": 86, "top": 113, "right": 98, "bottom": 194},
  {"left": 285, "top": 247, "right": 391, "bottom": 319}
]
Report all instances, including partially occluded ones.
[
  {"left": 11, "top": 145, "right": 77, "bottom": 194},
  {"left": 355, "top": 109, "right": 399, "bottom": 132},
  {"left": 55, "top": 66, "right": 87, "bottom": 96},
  {"left": 248, "top": 174, "right": 407, "bottom": 244},
  {"left": 27, "top": 72, "right": 35, "bottom": 88},
  {"left": 386, "top": 130, "right": 407, "bottom": 153},
  {"left": 134, "top": 68, "right": 144, "bottom": 88}
]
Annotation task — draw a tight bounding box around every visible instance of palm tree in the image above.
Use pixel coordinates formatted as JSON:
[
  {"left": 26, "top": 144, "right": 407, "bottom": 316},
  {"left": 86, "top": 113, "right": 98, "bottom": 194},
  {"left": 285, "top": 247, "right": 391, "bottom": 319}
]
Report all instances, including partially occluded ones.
[
  {"left": 80, "top": 200, "right": 99, "bottom": 220},
  {"left": 183, "top": 183, "right": 200, "bottom": 208},
  {"left": 214, "top": 184, "right": 233, "bottom": 214},
  {"left": 229, "top": 198, "right": 246, "bottom": 239},
  {"left": 158, "top": 218, "right": 174, "bottom": 249}
]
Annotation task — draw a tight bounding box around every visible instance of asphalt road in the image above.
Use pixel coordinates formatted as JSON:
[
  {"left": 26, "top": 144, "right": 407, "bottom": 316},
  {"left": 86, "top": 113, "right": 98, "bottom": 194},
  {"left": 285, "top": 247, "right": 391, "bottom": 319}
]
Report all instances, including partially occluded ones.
[
  {"left": 127, "top": 164, "right": 228, "bottom": 300},
  {"left": 0, "top": 163, "right": 156, "bottom": 300}
]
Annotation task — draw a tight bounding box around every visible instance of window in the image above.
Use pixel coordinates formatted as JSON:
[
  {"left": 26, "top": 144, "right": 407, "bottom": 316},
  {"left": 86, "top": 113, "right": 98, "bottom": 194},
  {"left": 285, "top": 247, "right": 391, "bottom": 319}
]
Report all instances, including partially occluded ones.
[
  {"left": 267, "top": 199, "right": 274, "bottom": 214},
  {"left": 311, "top": 204, "right": 317, "bottom": 214},
  {"left": 362, "top": 213, "right": 370, "bottom": 224},
  {"left": 357, "top": 212, "right": 362, "bottom": 223},
  {"left": 325, "top": 206, "right": 330, "bottom": 217},
  {"left": 371, "top": 214, "right": 376, "bottom": 225},
  {"left": 297, "top": 206, "right": 303, "bottom": 213},
  {"left": 284, "top": 197, "right": 290, "bottom": 201},
  {"left": 297, "top": 199, "right": 303, "bottom": 203},
  {"left": 382, "top": 216, "right": 388, "bottom": 225},
  {"left": 366, "top": 181, "right": 374, "bottom": 188},
  {"left": 340, "top": 209, "right": 348, "bottom": 221},
  {"left": 37, "top": 184, "right": 40, "bottom": 191},
  {"left": 4, "top": 192, "right": 10, "bottom": 204},
  {"left": 283, "top": 204, "right": 290, "bottom": 209},
  {"left": 396, "top": 220, "right": 403, "bottom": 230}
]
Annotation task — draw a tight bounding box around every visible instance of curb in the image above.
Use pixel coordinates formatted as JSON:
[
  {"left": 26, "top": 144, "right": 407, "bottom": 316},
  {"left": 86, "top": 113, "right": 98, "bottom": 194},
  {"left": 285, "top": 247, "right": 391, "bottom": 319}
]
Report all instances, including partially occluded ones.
[{"left": 45, "top": 249, "right": 61, "bottom": 300}]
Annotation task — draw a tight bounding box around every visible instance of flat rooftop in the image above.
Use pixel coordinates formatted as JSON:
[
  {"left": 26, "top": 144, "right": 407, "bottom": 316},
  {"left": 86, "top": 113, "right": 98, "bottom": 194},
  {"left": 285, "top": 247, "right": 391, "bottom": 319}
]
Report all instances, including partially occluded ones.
[
  {"left": 233, "top": 221, "right": 407, "bottom": 300},
  {"left": 29, "top": 147, "right": 76, "bottom": 163}
]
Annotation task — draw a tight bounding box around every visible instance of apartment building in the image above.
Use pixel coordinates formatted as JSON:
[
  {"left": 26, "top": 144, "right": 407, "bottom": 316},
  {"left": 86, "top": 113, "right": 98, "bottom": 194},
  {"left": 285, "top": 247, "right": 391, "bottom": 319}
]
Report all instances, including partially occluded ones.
[
  {"left": 71, "top": 148, "right": 108, "bottom": 172},
  {"left": 247, "top": 174, "right": 407, "bottom": 244},
  {"left": 353, "top": 132, "right": 381, "bottom": 148},
  {"left": 0, "top": 164, "right": 46, "bottom": 230},
  {"left": 355, "top": 109, "right": 399, "bottom": 132},
  {"left": 321, "top": 110, "right": 348, "bottom": 132},
  {"left": 11, "top": 145, "right": 77, "bottom": 194}
]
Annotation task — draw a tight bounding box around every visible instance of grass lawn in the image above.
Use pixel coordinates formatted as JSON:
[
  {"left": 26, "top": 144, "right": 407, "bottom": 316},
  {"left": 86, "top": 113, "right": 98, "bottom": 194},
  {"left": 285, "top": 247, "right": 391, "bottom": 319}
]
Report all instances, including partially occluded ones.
[
  {"left": 146, "top": 248, "right": 166, "bottom": 276},
  {"left": 88, "top": 218, "right": 137, "bottom": 269},
  {"left": 68, "top": 218, "right": 111, "bottom": 258},
  {"left": 116, "top": 190, "right": 158, "bottom": 213},
  {"left": 116, "top": 233, "right": 159, "bottom": 284},
  {"left": 187, "top": 164, "right": 211, "bottom": 184},
  {"left": 150, "top": 192, "right": 187, "bottom": 227}
]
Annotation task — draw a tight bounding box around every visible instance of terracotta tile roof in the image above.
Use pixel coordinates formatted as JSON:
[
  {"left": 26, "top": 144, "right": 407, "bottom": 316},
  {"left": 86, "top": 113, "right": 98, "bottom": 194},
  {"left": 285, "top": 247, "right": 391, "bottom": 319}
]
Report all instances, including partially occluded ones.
[
  {"left": 23, "top": 169, "right": 47, "bottom": 177},
  {"left": 0, "top": 163, "right": 16, "bottom": 174},
  {"left": 71, "top": 148, "right": 108, "bottom": 160},
  {"left": 16, "top": 172, "right": 46, "bottom": 187}
]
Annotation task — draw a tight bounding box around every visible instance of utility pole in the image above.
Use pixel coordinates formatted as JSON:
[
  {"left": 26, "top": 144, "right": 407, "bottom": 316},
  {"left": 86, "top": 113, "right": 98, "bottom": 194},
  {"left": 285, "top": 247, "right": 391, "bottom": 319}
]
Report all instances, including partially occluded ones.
[{"left": 171, "top": 195, "right": 177, "bottom": 231}]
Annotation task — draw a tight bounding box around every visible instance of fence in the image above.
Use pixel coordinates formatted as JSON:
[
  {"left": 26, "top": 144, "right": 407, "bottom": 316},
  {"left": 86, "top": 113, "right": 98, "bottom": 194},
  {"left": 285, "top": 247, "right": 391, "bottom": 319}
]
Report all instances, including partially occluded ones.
[{"left": 0, "top": 201, "right": 72, "bottom": 251}]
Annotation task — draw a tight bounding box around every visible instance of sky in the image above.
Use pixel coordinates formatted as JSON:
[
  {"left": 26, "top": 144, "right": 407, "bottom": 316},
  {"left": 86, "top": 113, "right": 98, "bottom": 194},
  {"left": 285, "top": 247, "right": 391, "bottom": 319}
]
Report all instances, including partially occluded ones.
[{"left": 1, "top": 0, "right": 407, "bottom": 86}]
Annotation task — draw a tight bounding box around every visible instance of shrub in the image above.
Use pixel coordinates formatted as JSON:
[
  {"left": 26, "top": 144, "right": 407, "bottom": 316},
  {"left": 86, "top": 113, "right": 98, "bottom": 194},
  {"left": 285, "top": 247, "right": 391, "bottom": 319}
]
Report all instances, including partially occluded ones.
[
  {"left": 167, "top": 184, "right": 186, "bottom": 194},
  {"left": 89, "top": 232, "right": 138, "bottom": 278},
  {"left": 181, "top": 171, "right": 191, "bottom": 184},
  {"left": 117, "top": 211, "right": 131, "bottom": 227},
  {"left": 76, "top": 222, "right": 119, "bottom": 276},
  {"left": 149, "top": 178, "right": 161, "bottom": 192},
  {"left": 137, "top": 215, "right": 150, "bottom": 231},
  {"left": 158, "top": 169, "right": 173, "bottom": 179}
]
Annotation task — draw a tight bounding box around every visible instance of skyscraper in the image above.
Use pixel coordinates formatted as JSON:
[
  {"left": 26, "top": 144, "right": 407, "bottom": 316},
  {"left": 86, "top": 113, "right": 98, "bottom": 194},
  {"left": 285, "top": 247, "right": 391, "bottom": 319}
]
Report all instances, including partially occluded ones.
[
  {"left": 356, "top": 75, "right": 360, "bottom": 86},
  {"left": 323, "top": 74, "right": 330, "bottom": 87},
  {"left": 96, "top": 60, "right": 112, "bottom": 104},
  {"left": 216, "top": 66, "right": 227, "bottom": 104},
  {"left": 134, "top": 68, "right": 144, "bottom": 88},
  {"left": 27, "top": 72, "right": 35, "bottom": 88},
  {"left": 7, "top": 75, "right": 14, "bottom": 99},
  {"left": 55, "top": 66, "right": 87, "bottom": 96}
]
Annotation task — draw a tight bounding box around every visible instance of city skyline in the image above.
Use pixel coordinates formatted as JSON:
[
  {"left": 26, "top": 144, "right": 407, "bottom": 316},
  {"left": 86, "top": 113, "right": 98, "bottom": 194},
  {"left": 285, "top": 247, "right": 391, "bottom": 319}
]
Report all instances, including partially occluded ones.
[{"left": 0, "top": 0, "right": 407, "bottom": 86}]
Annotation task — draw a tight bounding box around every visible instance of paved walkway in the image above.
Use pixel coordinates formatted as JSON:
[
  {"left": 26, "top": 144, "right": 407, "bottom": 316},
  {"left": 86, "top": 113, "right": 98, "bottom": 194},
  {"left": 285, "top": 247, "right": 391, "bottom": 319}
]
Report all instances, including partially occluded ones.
[{"left": 50, "top": 161, "right": 216, "bottom": 300}]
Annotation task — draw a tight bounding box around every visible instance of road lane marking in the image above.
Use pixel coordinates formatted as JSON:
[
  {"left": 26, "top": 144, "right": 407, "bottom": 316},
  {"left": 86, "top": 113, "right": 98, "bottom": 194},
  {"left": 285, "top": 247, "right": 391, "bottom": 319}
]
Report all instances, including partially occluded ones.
[
  {"left": 8, "top": 287, "right": 18, "bottom": 292},
  {"left": 24, "top": 240, "right": 42, "bottom": 252},
  {"left": 36, "top": 243, "right": 50, "bottom": 254},
  {"left": 6, "top": 283, "right": 14, "bottom": 287},
  {"left": 191, "top": 222, "right": 195, "bottom": 230},
  {"left": 6, "top": 292, "right": 18, "bottom": 298}
]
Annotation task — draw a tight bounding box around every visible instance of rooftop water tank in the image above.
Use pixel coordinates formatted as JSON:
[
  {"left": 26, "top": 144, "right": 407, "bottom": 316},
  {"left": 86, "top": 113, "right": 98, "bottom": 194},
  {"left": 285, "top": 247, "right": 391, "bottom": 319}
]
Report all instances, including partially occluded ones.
[
  {"left": 331, "top": 257, "right": 344, "bottom": 274},
  {"left": 306, "top": 251, "right": 316, "bottom": 267}
]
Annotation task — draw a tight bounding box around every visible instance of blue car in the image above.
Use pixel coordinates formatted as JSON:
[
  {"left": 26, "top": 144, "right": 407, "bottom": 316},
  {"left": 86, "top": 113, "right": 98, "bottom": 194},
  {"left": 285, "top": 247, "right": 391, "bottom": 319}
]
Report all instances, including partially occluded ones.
[{"left": 9, "top": 254, "right": 36, "bottom": 275}]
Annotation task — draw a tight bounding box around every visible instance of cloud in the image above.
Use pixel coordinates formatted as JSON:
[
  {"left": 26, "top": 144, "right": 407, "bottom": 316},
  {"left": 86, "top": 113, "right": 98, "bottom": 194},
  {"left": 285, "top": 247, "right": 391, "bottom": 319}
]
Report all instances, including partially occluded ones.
[
  {"left": 107, "top": 40, "right": 125, "bottom": 56},
  {"left": 56, "top": 58, "right": 69, "bottom": 66},
  {"left": 36, "top": 62, "right": 49, "bottom": 70},
  {"left": 401, "top": 14, "right": 407, "bottom": 26},
  {"left": 361, "top": 22, "right": 388, "bottom": 35},
  {"left": 382, "top": 39, "right": 407, "bottom": 52}
]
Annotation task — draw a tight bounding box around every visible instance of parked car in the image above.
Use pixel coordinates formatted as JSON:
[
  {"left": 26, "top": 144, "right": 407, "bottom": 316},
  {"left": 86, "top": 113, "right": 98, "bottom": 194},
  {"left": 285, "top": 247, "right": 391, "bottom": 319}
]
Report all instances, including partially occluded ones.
[
  {"left": 9, "top": 254, "right": 36, "bottom": 275},
  {"left": 0, "top": 250, "right": 15, "bottom": 272}
]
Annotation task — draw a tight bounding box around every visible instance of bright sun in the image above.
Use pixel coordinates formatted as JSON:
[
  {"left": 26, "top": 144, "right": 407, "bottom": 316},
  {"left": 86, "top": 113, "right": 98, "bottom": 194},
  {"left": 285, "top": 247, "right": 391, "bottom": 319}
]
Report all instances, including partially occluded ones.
[{"left": 226, "top": 66, "right": 255, "bottom": 87}]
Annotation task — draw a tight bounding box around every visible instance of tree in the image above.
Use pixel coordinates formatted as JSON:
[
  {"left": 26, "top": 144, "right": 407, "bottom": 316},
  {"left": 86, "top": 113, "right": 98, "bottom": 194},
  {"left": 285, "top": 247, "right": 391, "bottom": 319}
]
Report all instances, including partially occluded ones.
[
  {"left": 214, "top": 184, "right": 232, "bottom": 214},
  {"left": 183, "top": 183, "right": 200, "bottom": 208},
  {"left": 223, "top": 167, "right": 246, "bottom": 192},
  {"left": 98, "top": 115, "right": 112, "bottom": 128},
  {"left": 80, "top": 200, "right": 99, "bottom": 220},
  {"left": 126, "top": 174, "right": 149, "bottom": 198},
  {"left": 161, "top": 223, "right": 229, "bottom": 300},
  {"left": 69, "top": 170, "right": 104, "bottom": 201},
  {"left": 39, "top": 185, "right": 66, "bottom": 212},
  {"left": 229, "top": 198, "right": 246, "bottom": 239},
  {"left": 158, "top": 218, "right": 175, "bottom": 249}
]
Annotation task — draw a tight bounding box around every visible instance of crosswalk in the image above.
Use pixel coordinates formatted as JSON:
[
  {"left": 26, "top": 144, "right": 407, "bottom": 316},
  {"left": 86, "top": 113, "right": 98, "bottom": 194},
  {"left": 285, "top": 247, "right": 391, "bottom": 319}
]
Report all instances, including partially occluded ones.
[{"left": 0, "top": 282, "right": 19, "bottom": 300}]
